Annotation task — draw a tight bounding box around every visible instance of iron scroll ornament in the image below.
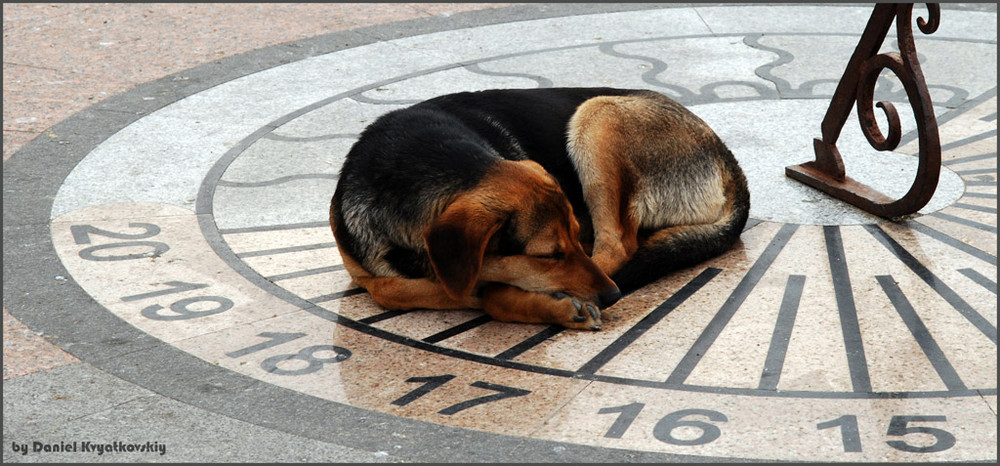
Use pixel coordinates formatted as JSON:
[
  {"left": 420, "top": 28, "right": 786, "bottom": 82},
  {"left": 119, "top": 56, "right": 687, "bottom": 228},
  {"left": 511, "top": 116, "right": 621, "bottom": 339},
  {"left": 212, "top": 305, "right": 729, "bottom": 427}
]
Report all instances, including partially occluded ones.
[{"left": 786, "top": 3, "right": 942, "bottom": 219}]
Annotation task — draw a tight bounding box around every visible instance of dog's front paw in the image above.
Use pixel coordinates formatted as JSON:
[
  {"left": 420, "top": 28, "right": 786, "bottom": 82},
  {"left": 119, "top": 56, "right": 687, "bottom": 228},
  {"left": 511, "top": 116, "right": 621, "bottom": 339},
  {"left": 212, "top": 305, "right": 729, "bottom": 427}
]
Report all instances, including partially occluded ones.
[
  {"left": 479, "top": 284, "right": 603, "bottom": 330},
  {"left": 550, "top": 292, "right": 602, "bottom": 331}
]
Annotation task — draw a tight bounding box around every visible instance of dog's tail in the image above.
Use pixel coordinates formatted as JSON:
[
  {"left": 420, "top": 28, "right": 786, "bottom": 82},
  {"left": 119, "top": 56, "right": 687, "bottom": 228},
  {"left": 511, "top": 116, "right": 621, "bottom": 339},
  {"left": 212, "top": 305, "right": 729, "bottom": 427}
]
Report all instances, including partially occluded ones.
[{"left": 610, "top": 147, "right": 750, "bottom": 294}]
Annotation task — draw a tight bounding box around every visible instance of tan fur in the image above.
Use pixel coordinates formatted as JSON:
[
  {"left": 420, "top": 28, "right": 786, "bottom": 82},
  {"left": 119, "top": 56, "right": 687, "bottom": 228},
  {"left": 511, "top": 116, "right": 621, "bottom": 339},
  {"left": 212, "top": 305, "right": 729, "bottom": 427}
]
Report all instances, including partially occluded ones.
[{"left": 567, "top": 92, "right": 729, "bottom": 274}]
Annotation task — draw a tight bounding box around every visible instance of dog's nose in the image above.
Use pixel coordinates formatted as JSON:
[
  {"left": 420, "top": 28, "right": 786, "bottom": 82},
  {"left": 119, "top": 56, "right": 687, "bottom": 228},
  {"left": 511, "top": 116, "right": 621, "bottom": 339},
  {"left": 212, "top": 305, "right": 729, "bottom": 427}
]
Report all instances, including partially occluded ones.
[{"left": 597, "top": 286, "right": 622, "bottom": 309}]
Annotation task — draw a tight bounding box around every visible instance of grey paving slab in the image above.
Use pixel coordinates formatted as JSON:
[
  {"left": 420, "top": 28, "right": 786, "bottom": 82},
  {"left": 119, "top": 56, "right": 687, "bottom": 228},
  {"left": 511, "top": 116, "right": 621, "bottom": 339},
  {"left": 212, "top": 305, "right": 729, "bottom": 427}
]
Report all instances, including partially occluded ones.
[
  {"left": 385, "top": 7, "right": 715, "bottom": 63},
  {"left": 2, "top": 364, "right": 396, "bottom": 463},
  {"left": 695, "top": 4, "right": 997, "bottom": 38},
  {"left": 220, "top": 138, "right": 349, "bottom": 182},
  {"left": 694, "top": 5, "right": 877, "bottom": 35},
  {"left": 268, "top": 99, "right": 407, "bottom": 139}
]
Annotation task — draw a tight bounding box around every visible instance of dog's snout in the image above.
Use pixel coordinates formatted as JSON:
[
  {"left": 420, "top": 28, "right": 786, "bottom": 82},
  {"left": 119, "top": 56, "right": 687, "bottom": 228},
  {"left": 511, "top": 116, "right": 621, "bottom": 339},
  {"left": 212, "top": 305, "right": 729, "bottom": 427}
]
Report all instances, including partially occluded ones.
[{"left": 597, "top": 286, "right": 622, "bottom": 309}]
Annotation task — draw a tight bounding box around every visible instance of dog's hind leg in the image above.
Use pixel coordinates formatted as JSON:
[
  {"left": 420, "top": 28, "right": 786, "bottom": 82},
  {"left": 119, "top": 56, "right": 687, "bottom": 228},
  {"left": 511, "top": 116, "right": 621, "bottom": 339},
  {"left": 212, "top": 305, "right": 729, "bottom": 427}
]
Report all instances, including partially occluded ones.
[
  {"left": 610, "top": 173, "right": 750, "bottom": 293},
  {"left": 569, "top": 92, "right": 749, "bottom": 287},
  {"left": 566, "top": 96, "right": 641, "bottom": 275}
]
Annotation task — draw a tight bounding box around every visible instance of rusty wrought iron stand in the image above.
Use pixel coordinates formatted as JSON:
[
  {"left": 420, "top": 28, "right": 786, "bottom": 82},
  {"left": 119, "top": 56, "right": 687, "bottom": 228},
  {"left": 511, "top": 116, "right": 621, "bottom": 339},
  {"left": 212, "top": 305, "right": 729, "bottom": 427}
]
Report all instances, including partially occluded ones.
[{"left": 786, "top": 3, "right": 942, "bottom": 218}]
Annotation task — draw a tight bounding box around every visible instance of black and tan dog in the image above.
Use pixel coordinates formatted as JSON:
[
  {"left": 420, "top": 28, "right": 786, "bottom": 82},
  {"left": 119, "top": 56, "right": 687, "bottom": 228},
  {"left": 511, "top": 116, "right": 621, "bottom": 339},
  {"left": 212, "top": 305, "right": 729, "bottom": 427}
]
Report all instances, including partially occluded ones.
[{"left": 330, "top": 88, "right": 749, "bottom": 330}]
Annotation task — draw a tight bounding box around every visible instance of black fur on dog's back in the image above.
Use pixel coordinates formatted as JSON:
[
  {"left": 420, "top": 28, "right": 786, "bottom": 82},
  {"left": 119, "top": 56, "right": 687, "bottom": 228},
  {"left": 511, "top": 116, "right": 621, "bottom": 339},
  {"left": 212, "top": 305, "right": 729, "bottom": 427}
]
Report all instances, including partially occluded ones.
[{"left": 406, "top": 88, "right": 638, "bottom": 221}]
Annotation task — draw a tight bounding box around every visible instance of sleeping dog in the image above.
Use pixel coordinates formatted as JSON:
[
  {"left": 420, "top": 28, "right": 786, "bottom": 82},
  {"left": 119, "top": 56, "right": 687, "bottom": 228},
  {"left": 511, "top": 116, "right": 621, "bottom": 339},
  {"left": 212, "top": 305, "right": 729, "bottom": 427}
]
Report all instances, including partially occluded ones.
[{"left": 330, "top": 88, "right": 749, "bottom": 330}]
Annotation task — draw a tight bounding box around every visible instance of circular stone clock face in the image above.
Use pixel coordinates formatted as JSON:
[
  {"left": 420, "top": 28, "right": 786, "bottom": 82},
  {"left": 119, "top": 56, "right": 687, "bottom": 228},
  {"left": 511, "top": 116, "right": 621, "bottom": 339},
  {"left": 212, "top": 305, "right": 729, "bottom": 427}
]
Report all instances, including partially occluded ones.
[{"left": 7, "top": 5, "right": 996, "bottom": 462}]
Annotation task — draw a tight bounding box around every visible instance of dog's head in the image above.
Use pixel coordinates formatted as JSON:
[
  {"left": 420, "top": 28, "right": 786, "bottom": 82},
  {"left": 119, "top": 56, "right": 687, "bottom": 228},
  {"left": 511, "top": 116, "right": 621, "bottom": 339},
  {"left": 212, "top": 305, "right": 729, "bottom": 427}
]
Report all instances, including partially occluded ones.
[{"left": 424, "top": 159, "right": 620, "bottom": 308}]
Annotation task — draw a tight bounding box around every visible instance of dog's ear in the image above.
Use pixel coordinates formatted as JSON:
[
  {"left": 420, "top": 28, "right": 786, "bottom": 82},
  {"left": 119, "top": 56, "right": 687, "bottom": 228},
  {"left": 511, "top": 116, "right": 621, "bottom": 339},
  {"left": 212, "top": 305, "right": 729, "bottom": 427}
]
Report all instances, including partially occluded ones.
[{"left": 424, "top": 197, "right": 505, "bottom": 301}]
